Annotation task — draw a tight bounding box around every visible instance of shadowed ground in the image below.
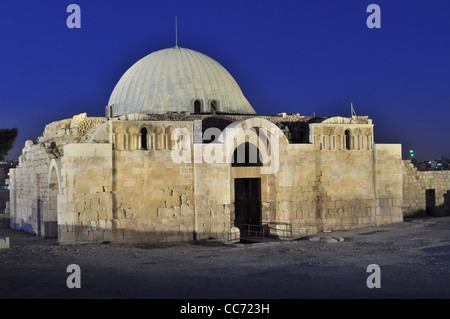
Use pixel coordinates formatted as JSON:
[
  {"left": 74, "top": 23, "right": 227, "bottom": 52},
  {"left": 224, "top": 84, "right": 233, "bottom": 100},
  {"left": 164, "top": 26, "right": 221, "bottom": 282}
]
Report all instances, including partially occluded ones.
[{"left": 1, "top": 216, "right": 449, "bottom": 299}]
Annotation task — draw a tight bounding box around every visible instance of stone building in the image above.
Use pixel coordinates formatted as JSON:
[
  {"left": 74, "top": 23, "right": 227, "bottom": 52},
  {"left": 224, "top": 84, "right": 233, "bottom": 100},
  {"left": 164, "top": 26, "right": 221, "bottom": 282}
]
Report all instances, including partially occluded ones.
[{"left": 7, "top": 46, "right": 449, "bottom": 244}]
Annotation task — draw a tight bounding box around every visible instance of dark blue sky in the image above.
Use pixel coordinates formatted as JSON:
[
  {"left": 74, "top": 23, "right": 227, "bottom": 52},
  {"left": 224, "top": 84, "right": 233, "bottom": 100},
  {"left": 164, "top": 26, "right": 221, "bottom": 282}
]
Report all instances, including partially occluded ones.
[{"left": 1, "top": 0, "right": 449, "bottom": 161}]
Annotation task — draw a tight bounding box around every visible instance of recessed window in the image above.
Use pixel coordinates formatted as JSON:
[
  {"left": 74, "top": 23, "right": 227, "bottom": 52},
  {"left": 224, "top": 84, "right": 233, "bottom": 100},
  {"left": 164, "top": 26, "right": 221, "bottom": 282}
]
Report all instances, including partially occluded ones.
[
  {"left": 141, "top": 127, "right": 148, "bottom": 150},
  {"left": 194, "top": 100, "right": 202, "bottom": 114},
  {"left": 345, "top": 130, "right": 351, "bottom": 150}
]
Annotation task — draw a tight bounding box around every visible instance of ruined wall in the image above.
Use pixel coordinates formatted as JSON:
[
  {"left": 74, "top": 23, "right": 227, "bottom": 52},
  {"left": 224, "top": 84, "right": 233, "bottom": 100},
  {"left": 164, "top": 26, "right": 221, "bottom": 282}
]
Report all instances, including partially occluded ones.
[
  {"left": 9, "top": 114, "right": 108, "bottom": 239},
  {"left": 9, "top": 141, "right": 53, "bottom": 235},
  {"left": 402, "top": 160, "right": 450, "bottom": 217}
]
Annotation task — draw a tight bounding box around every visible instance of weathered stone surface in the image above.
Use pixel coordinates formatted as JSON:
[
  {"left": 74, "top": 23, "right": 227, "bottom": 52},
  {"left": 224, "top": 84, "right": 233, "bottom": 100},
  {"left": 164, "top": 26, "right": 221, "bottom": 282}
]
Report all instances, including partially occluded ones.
[
  {"left": 9, "top": 113, "right": 431, "bottom": 246},
  {"left": 402, "top": 160, "right": 450, "bottom": 217}
]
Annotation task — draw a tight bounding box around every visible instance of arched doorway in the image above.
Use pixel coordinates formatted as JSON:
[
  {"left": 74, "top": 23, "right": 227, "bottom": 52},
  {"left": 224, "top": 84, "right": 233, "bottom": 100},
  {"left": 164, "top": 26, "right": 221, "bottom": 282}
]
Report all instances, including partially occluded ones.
[
  {"left": 232, "top": 143, "right": 263, "bottom": 237},
  {"left": 46, "top": 162, "right": 60, "bottom": 238}
]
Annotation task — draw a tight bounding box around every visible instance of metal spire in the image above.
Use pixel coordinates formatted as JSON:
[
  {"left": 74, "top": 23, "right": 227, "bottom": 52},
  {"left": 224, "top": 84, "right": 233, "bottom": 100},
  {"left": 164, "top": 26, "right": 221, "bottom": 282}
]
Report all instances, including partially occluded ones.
[{"left": 175, "top": 16, "right": 178, "bottom": 48}]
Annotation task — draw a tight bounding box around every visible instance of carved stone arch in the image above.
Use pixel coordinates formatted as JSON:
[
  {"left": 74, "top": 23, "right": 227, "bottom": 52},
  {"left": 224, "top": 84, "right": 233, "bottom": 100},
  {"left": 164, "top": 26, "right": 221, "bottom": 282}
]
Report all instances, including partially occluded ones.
[
  {"left": 113, "top": 124, "right": 127, "bottom": 151},
  {"left": 152, "top": 125, "right": 164, "bottom": 150},
  {"left": 137, "top": 124, "right": 152, "bottom": 150},
  {"left": 152, "top": 125, "right": 164, "bottom": 134},
  {"left": 140, "top": 126, "right": 148, "bottom": 150},
  {"left": 165, "top": 125, "right": 176, "bottom": 150},
  {"left": 126, "top": 125, "right": 140, "bottom": 151},
  {"left": 48, "top": 159, "right": 62, "bottom": 195},
  {"left": 221, "top": 118, "right": 289, "bottom": 171},
  {"left": 323, "top": 127, "right": 333, "bottom": 135},
  {"left": 112, "top": 123, "right": 127, "bottom": 135},
  {"left": 46, "top": 158, "right": 61, "bottom": 238},
  {"left": 353, "top": 128, "right": 362, "bottom": 150}
]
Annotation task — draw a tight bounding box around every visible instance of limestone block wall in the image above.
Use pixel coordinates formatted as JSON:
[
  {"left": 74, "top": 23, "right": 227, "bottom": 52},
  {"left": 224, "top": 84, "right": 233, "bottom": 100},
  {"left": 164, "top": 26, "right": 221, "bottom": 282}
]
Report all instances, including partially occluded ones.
[
  {"left": 108, "top": 121, "right": 200, "bottom": 243},
  {"left": 9, "top": 141, "right": 54, "bottom": 235},
  {"left": 276, "top": 144, "right": 317, "bottom": 238},
  {"left": 316, "top": 149, "right": 376, "bottom": 232},
  {"left": 58, "top": 143, "right": 113, "bottom": 244},
  {"left": 309, "top": 123, "right": 374, "bottom": 151},
  {"left": 112, "top": 148, "right": 195, "bottom": 243},
  {"left": 195, "top": 157, "right": 232, "bottom": 241},
  {"left": 298, "top": 143, "right": 403, "bottom": 234},
  {"left": 402, "top": 160, "right": 450, "bottom": 217},
  {"left": 372, "top": 144, "right": 404, "bottom": 225}
]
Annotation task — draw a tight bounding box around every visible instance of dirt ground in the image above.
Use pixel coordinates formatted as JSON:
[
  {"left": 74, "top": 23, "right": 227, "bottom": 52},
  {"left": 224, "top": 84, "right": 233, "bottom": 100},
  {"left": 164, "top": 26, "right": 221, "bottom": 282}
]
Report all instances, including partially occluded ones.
[{"left": 1, "top": 216, "right": 449, "bottom": 299}]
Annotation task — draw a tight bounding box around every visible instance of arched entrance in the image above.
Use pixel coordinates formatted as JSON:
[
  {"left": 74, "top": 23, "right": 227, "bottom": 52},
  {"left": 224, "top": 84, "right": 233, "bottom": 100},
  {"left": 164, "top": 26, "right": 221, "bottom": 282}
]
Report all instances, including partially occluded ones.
[
  {"left": 232, "top": 143, "right": 263, "bottom": 237},
  {"left": 221, "top": 118, "right": 290, "bottom": 240},
  {"left": 46, "top": 160, "right": 61, "bottom": 238}
]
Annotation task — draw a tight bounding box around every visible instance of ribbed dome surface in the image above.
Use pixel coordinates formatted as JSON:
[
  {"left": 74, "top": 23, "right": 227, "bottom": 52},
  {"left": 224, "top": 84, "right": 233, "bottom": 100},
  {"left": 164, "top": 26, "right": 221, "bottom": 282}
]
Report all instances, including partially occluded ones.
[{"left": 108, "top": 47, "right": 256, "bottom": 116}]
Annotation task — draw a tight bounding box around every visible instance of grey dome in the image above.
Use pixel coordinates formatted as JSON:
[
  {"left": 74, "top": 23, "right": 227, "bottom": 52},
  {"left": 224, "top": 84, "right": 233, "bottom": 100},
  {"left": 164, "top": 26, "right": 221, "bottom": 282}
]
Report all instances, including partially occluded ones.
[{"left": 108, "top": 47, "right": 256, "bottom": 117}]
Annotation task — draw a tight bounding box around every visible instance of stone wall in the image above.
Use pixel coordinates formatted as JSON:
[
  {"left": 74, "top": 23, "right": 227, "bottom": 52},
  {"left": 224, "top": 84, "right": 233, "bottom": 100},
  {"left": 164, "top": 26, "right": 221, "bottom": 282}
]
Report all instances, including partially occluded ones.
[
  {"left": 372, "top": 144, "right": 404, "bottom": 224},
  {"left": 111, "top": 148, "right": 195, "bottom": 243},
  {"left": 402, "top": 160, "right": 450, "bottom": 217},
  {"left": 276, "top": 144, "right": 317, "bottom": 237},
  {"left": 58, "top": 143, "right": 113, "bottom": 244},
  {"left": 9, "top": 141, "right": 54, "bottom": 235},
  {"left": 9, "top": 113, "right": 107, "bottom": 239},
  {"left": 9, "top": 115, "right": 408, "bottom": 244}
]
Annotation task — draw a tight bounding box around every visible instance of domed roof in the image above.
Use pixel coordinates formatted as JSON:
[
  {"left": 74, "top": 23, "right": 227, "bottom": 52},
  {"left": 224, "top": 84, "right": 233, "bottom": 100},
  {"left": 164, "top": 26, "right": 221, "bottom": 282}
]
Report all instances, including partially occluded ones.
[{"left": 108, "top": 47, "right": 256, "bottom": 117}]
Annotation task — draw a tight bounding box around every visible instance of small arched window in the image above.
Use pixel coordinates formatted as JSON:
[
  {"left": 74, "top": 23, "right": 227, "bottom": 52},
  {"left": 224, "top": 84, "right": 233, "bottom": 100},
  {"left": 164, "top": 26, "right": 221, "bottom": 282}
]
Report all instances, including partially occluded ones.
[
  {"left": 345, "top": 130, "right": 351, "bottom": 150},
  {"left": 194, "top": 100, "right": 202, "bottom": 114},
  {"left": 141, "top": 127, "right": 148, "bottom": 150},
  {"left": 210, "top": 100, "right": 217, "bottom": 115}
]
